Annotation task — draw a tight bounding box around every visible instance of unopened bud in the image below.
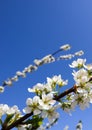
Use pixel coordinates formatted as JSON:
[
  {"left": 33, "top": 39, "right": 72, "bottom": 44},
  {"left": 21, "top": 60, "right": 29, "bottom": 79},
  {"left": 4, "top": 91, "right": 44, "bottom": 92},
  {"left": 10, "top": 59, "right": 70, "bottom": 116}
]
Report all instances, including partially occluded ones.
[
  {"left": 74, "top": 50, "right": 84, "bottom": 56},
  {"left": 34, "top": 59, "right": 42, "bottom": 66},
  {"left": 60, "top": 44, "right": 71, "bottom": 50},
  {"left": 6, "top": 80, "right": 12, "bottom": 86},
  {"left": 42, "top": 54, "right": 55, "bottom": 64},
  {"left": 11, "top": 76, "right": 18, "bottom": 81},
  {"left": 16, "top": 71, "right": 26, "bottom": 78},
  {"left": 0, "top": 86, "right": 4, "bottom": 93},
  {"left": 59, "top": 54, "right": 73, "bottom": 60}
]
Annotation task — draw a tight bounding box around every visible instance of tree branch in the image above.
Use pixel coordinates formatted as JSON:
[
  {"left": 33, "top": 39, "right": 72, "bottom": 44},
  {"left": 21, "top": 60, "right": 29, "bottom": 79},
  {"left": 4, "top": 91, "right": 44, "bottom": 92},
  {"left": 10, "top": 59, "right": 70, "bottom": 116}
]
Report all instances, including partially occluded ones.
[
  {"left": 1, "top": 112, "right": 33, "bottom": 130},
  {"left": 53, "top": 85, "right": 76, "bottom": 101}
]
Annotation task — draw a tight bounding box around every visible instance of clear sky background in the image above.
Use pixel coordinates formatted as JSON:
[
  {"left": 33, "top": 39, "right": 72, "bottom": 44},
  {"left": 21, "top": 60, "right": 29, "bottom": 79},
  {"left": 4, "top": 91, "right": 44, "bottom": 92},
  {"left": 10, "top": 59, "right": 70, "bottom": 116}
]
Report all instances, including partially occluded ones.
[{"left": 0, "top": 0, "right": 92, "bottom": 130}]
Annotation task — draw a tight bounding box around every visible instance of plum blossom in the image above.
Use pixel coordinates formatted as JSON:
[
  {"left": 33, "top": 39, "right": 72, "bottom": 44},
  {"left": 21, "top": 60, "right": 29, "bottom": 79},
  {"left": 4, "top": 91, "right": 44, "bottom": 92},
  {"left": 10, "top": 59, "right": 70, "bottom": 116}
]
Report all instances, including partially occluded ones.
[
  {"left": 4, "top": 80, "right": 13, "bottom": 86},
  {"left": 0, "top": 104, "right": 21, "bottom": 119},
  {"left": 72, "top": 68, "right": 89, "bottom": 86},
  {"left": 72, "top": 93, "right": 90, "bottom": 110},
  {"left": 0, "top": 104, "right": 9, "bottom": 118},
  {"left": 47, "top": 75, "right": 68, "bottom": 87},
  {"left": 16, "top": 71, "right": 26, "bottom": 78},
  {"left": 28, "top": 83, "right": 44, "bottom": 93},
  {"left": 0, "top": 86, "right": 4, "bottom": 93},
  {"left": 28, "top": 83, "right": 52, "bottom": 94},
  {"left": 6, "top": 105, "right": 21, "bottom": 115},
  {"left": 39, "top": 92, "right": 56, "bottom": 110},
  {"left": 38, "top": 54, "right": 55, "bottom": 65},
  {"left": 61, "top": 102, "right": 73, "bottom": 113},
  {"left": 60, "top": 44, "right": 71, "bottom": 50},
  {"left": 28, "top": 75, "right": 68, "bottom": 96},
  {"left": 34, "top": 55, "right": 55, "bottom": 66},
  {"left": 11, "top": 75, "right": 18, "bottom": 82},
  {"left": 41, "top": 105, "right": 60, "bottom": 123},
  {"left": 74, "top": 50, "right": 84, "bottom": 56},
  {"left": 69, "top": 58, "right": 86, "bottom": 68},
  {"left": 23, "top": 96, "right": 41, "bottom": 115},
  {"left": 59, "top": 54, "right": 73, "bottom": 60},
  {"left": 84, "top": 63, "right": 92, "bottom": 71}
]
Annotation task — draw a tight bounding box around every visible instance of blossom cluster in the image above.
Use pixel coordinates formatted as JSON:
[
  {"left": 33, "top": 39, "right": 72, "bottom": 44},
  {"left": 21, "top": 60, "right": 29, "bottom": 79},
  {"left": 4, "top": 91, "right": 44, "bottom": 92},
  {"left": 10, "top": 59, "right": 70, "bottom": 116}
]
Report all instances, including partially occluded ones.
[
  {"left": 0, "top": 74, "right": 68, "bottom": 130},
  {"left": 61, "top": 58, "right": 92, "bottom": 113},
  {"left": 22, "top": 75, "right": 68, "bottom": 129},
  {"left": 21, "top": 58, "right": 92, "bottom": 129},
  {"left": 0, "top": 104, "right": 21, "bottom": 129},
  {"left": 0, "top": 104, "right": 21, "bottom": 117},
  {"left": 71, "top": 59, "right": 92, "bottom": 109}
]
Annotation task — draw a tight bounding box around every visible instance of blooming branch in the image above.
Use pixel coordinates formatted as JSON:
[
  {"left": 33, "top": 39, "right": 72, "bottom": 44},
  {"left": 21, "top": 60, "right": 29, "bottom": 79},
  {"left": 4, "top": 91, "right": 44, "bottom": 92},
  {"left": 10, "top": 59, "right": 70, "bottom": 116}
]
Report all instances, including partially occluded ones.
[
  {"left": 0, "top": 44, "right": 84, "bottom": 93},
  {"left": 1, "top": 44, "right": 91, "bottom": 130}
]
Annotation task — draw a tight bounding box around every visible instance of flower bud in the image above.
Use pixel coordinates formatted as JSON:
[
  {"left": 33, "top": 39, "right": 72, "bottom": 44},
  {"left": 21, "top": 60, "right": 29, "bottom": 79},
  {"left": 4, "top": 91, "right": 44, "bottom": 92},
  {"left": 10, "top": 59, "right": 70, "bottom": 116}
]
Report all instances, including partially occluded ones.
[{"left": 60, "top": 44, "right": 71, "bottom": 50}]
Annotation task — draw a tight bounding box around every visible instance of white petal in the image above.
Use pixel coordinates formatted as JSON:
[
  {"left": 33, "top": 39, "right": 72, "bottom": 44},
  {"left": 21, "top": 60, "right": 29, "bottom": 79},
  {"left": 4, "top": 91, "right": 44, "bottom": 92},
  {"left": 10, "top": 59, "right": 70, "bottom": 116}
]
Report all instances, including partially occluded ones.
[{"left": 34, "top": 109, "right": 41, "bottom": 115}]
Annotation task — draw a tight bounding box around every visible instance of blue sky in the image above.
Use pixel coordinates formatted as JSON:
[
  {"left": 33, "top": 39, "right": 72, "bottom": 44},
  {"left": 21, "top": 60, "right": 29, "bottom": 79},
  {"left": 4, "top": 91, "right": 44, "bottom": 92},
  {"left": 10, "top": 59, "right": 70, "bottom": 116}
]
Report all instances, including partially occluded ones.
[{"left": 0, "top": 0, "right": 92, "bottom": 130}]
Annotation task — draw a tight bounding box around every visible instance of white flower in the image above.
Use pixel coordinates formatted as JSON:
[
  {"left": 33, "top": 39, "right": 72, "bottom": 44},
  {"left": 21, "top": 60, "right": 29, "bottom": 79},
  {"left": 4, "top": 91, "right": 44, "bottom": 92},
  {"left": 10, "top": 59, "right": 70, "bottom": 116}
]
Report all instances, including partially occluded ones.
[
  {"left": 23, "top": 96, "right": 41, "bottom": 115},
  {"left": 43, "top": 84, "right": 53, "bottom": 92},
  {"left": 27, "top": 65, "right": 38, "bottom": 72},
  {"left": 71, "top": 101, "right": 77, "bottom": 110},
  {"left": 28, "top": 83, "right": 44, "bottom": 93},
  {"left": 5, "top": 105, "right": 21, "bottom": 115},
  {"left": 16, "top": 71, "right": 26, "bottom": 78},
  {"left": 0, "top": 86, "right": 4, "bottom": 93},
  {"left": 4, "top": 80, "right": 12, "bottom": 86},
  {"left": 84, "top": 64, "right": 92, "bottom": 71},
  {"left": 0, "top": 104, "right": 21, "bottom": 118},
  {"left": 69, "top": 58, "right": 86, "bottom": 68},
  {"left": 11, "top": 76, "right": 18, "bottom": 81},
  {"left": 73, "top": 93, "right": 90, "bottom": 110},
  {"left": 74, "top": 50, "right": 84, "bottom": 56},
  {"left": 86, "top": 81, "right": 92, "bottom": 86},
  {"left": 0, "top": 104, "right": 9, "bottom": 118},
  {"left": 72, "top": 68, "right": 89, "bottom": 86},
  {"left": 41, "top": 105, "right": 59, "bottom": 123},
  {"left": 28, "top": 83, "right": 52, "bottom": 94},
  {"left": 60, "top": 44, "right": 71, "bottom": 50},
  {"left": 62, "top": 103, "right": 72, "bottom": 113},
  {"left": 59, "top": 54, "right": 73, "bottom": 60},
  {"left": 34, "top": 59, "right": 42, "bottom": 66},
  {"left": 39, "top": 93, "right": 56, "bottom": 110},
  {"left": 77, "top": 88, "right": 87, "bottom": 93},
  {"left": 34, "top": 56, "right": 55, "bottom": 66},
  {"left": 47, "top": 75, "right": 68, "bottom": 87},
  {"left": 41, "top": 54, "right": 55, "bottom": 64},
  {"left": 47, "top": 76, "right": 57, "bottom": 85}
]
